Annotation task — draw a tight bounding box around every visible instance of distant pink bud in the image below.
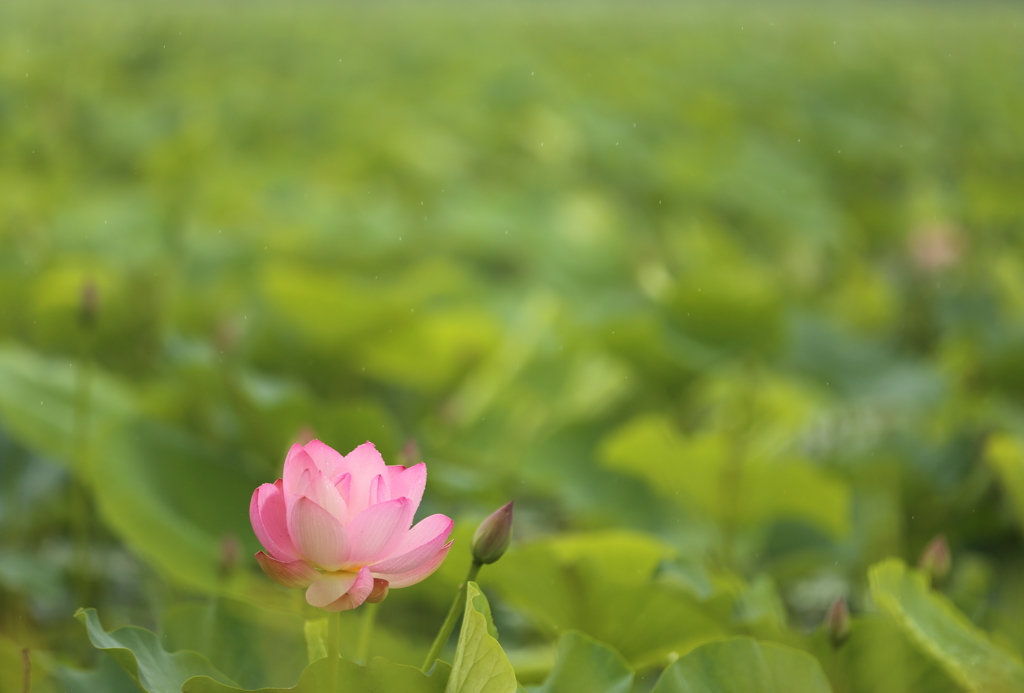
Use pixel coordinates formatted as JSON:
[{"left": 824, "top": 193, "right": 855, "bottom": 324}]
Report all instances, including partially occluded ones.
[
  {"left": 471, "top": 501, "right": 513, "bottom": 565},
  {"left": 908, "top": 224, "right": 962, "bottom": 273},
  {"left": 824, "top": 597, "right": 851, "bottom": 648},
  {"left": 250, "top": 440, "right": 452, "bottom": 611},
  {"left": 918, "top": 535, "right": 951, "bottom": 584}
]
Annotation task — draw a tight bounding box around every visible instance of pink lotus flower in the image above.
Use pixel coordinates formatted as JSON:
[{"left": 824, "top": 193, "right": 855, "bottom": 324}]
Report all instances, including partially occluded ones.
[{"left": 250, "top": 440, "right": 453, "bottom": 611}]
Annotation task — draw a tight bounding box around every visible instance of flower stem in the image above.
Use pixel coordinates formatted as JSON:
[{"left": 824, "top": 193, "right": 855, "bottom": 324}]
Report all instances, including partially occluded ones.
[
  {"left": 356, "top": 602, "right": 379, "bottom": 664},
  {"left": 421, "top": 560, "right": 482, "bottom": 672},
  {"left": 327, "top": 610, "right": 341, "bottom": 689}
]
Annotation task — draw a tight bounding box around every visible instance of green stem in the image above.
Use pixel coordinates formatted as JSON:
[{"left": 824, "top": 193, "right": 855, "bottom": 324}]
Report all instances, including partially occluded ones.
[
  {"left": 21, "top": 648, "right": 31, "bottom": 693},
  {"left": 356, "top": 602, "right": 379, "bottom": 664},
  {"left": 71, "top": 358, "right": 93, "bottom": 607},
  {"left": 327, "top": 611, "right": 341, "bottom": 690},
  {"left": 421, "top": 561, "right": 482, "bottom": 672}
]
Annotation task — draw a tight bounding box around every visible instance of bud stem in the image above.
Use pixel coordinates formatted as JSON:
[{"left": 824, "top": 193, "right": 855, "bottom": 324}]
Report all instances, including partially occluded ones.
[
  {"left": 327, "top": 610, "right": 341, "bottom": 690},
  {"left": 421, "top": 560, "right": 483, "bottom": 672}
]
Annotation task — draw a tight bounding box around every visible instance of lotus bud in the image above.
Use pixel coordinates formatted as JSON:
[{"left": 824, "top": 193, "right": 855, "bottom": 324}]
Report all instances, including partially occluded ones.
[
  {"left": 824, "top": 597, "right": 851, "bottom": 648},
  {"left": 366, "top": 578, "right": 390, "bottom": 604},
  {"left": 918, "top": 534, "right": 951, "bottom": 585},
  {"left": 471, "top": 501, "right": 513, "bottom": 565},
  {"left": 80, "top": 281, "right": 98, "bottom": 330}
]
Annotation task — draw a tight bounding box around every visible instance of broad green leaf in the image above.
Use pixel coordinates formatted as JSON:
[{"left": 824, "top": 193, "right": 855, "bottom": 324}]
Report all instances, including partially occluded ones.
[
  {"left": 0, "top": 345, "right": 135, "bottom": 468},
  {"left": 182, "top": 655, "right": 450, "bottom": 693},
  {"left": 807, "top": 615, "right": 961, "bottom": 693},
  {"left": 528, "top": 632, "right": 633, "bottom": 693},
  {"left": 869, "top": 558, "right": 1024, "bottom": 693},
  {"left": 651, "top": 638, "right": 832, "bottom": 693},
  {"left": 54, "top": 656, "right": 141, "bottom": 693},
  {"left": 600, "top": 414, "right": 849, "bottom": 537},
  {"left": 357, "top": 306, "right": 501, "bottom": 393},
  {"left": 75, "top": 608, "right": 237, "bottom": 693},
  {"left": 984, "top": 433, "right": 1024, "bottom": 536},
  {"left": 487, "top": 533, "right": 728, "bottom": 669},
  {"left": 161, "top": 599, "right": 309, "bottom": 689},
  {"left": 445, "top": 582, "right": 517, "bottom": 693},
  {"left": 87, "top": 419, "right": 287, "bottom": 605}
]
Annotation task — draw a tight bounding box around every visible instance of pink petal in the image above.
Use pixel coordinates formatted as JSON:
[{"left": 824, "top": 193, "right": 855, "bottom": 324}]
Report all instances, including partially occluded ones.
[
  {"left": 370, "top": 514, "right": 453, "bottom": 574},
  {"left": 254, "top": 551, "right": 318, "bottom": 588},
  {"left": 374, "top": 540, "right": 452, "bottom": 588},
  {"left": 288, "top": 497, "right": 350, "bottom": 570},
  {"left": 308, "top": 469, "right": 348, "bottom": 523},
  {"left": 250, "top": 483, "right": 298, "bottom": 561},
  {"left": 366, "top": 578, "right": 389, "bottom": 604},
  {"left": 368, "top": 474, "right": 389, "bottom": 505},
  {"left": 322, "top": 566, "right": 375, "bottom": 612},
  {"left": 333, "top": 473, "right": 352, "bottom": 506},
  {"left": 304, "top": 439, "right": 344, "bottom": 477},
  {"left": 283, "top": 445, "right": 319, "bottom": 497},
  {"left": 385, "top": 465, "right": 406, "bottom": 482},
  {"left": 345, "top": 498, "right": 415, "bottom": 566},
  {"left": 343, "top": 442, "right": 387, "bottom": 517},
  {"left": 389, "top": 463, "right": 426, "bottom": 509},
  {"left": 305, "top": 571, "right": 359, "bottom": 609}
]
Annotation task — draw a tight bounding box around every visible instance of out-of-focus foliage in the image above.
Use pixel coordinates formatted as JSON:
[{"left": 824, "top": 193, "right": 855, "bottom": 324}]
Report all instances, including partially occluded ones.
[{"left": 2, "top": 0, "right": 1024, "bottom": 690}]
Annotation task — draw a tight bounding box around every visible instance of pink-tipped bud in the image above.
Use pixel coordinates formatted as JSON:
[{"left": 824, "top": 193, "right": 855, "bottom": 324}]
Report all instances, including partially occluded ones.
[
  {"left": 825, "top": 597, "right": 851, "bottom": 648},
  {"left": 471, "top": 501, "right": 513, "bottom": 565},
  {"left": 918, "top": 535, "right": 951, "bottom": 584},
  {"left": 366, "top": 578, "right": 390, "bottom": 604},
  {"left": 80, "top": 282, "right": 99, "bottom": 329}
]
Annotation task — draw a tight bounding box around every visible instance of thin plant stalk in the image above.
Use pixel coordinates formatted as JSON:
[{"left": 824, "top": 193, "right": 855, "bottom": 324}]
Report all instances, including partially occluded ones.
[
  {"left": 421, "top": 560, "right": 482, "bottom": 672},
  {"left": 71, "top": 357, "right": 94, "bottom": 607},
  {"left": 21, "top": 648, "right": 31, "bottom": 693},
  {"left": 356, "top": 602, "right": 379, "bottom": 664},
  {"left": 327, "top": 611, "right": 341, "bottom": 690}
]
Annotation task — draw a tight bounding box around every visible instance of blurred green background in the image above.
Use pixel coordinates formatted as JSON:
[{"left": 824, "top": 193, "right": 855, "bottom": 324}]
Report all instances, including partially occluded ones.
[{"left": 2, "top": 0, "right": 1024, "bottom": 690}]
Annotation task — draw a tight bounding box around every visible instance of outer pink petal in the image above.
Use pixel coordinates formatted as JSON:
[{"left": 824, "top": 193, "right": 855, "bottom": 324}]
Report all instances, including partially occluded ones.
[
  {"left": 254, "top": 551, "right": 318, "bottom": 588},
  {"left": 374, "top": 541, "right": 452, "bottom": 588},
  {"left": 343, "top": 442, "right": 387, "bottom": 517},
  {"left": 322, "top": 566, "right": 374, "bottom": 612},
  {"left": 288, "top": 497, "right": 350, "bottom": 570},
  {"left": 304, "top": 439, "right": 344, "bottom": 477},
  {"left": 250, "top": 483, "right": 298, "bottom": 561},
  {"left": 370, "top": 514, "right": 453, "bottom": 574},
  {"left": 305, "top": 571, "right": 359, "bottom": 609},
  {"left": 389, "top": 463, "right": 426, "bottom": 510},
  {"left": 345, "top": 498, "right": 414, "bottom": 566},
  {"left": 283, "top": 445, "right": 319, "bottom": 497}
]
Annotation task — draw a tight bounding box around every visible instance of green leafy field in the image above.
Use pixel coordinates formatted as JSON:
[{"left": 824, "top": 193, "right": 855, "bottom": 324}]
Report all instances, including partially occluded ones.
[{"left": 2, "top": 1, "right": 1024, "bottom": 691}]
